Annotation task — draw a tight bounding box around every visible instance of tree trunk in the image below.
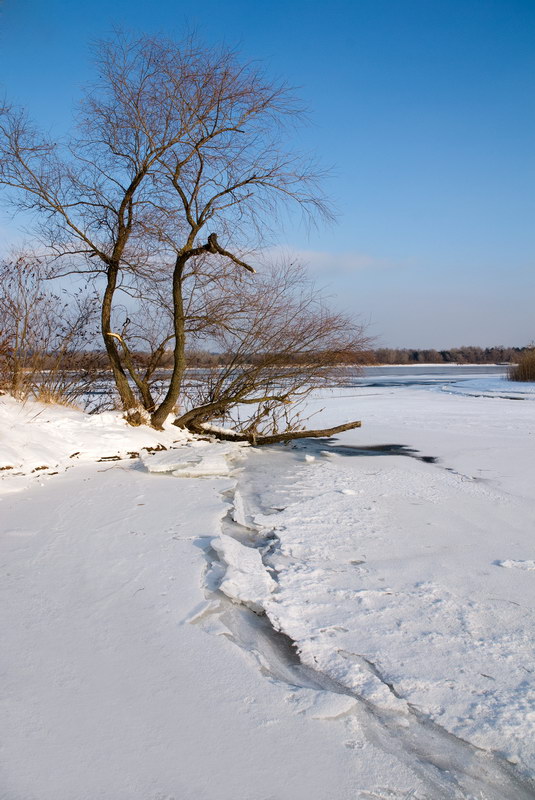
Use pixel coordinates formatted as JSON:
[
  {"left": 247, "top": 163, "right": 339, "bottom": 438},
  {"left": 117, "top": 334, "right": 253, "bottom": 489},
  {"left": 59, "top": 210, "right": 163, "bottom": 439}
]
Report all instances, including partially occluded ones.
[
  {"left": 173, "top": 399, "right": 232, "bottom": 430},
  {"left": 101, "top": 264, "right": 137, "bottom": 410},
  {"left": 150, "top": 255, "right": 187, "bottom": 428}
]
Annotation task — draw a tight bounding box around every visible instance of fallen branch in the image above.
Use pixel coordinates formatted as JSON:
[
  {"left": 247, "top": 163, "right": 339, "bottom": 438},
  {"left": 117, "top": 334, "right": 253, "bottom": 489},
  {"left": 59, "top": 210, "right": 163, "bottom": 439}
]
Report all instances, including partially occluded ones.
[{"left": 186, "top": 419, "right": 362, "bottom": 445}]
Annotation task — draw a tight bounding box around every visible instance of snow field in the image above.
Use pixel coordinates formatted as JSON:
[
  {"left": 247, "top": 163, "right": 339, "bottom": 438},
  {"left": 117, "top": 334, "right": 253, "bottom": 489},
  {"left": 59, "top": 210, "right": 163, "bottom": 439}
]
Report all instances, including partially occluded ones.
[
  {"left": 1, "top": 384, "right": 535, "bottom": 799},
  {"left": 219, "top": 447, "right": 535, "bottom": 771},
  {"left": 1, "top": 463, "right": 389, "bottom": 800}
]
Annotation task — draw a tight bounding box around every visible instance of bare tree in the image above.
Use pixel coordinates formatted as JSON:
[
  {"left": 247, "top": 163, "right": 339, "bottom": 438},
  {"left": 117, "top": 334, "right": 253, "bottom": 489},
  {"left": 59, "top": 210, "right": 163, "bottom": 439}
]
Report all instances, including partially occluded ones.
[
  {"left": 0, "top": 252, "right": 99, "bottom": 405},
  {"left": 0, "top": 33, "right": 334, "bottom": 426},
  {"left": 173, "top": 261, "right": 371, "bottom": 440}
]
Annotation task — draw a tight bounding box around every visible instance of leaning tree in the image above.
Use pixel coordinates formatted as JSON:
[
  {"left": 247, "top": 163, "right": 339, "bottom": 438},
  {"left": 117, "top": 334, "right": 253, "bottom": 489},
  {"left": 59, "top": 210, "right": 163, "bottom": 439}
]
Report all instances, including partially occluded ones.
[{"left": 0, "top": 33, "right": 368, "bottom": 436}]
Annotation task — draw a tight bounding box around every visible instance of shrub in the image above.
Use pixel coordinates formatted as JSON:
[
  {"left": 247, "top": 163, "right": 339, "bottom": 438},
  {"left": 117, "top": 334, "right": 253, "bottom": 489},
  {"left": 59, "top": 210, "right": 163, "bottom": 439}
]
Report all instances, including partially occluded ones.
[
  {"left": 508, "top": 348, "right": 535, "bottom": 382},
  {"left": 0, "top": 253, "right": 101, "bottom": 406}
]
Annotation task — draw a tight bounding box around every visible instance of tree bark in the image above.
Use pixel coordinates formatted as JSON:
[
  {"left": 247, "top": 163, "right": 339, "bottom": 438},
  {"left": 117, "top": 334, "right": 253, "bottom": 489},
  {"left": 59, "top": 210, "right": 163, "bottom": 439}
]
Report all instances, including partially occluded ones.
[
  {"left": 150, "top": 254, "right": 187, "bottom": 428},
  {"left": 101, "top": 264, "right": 137, "bottom": 410}
]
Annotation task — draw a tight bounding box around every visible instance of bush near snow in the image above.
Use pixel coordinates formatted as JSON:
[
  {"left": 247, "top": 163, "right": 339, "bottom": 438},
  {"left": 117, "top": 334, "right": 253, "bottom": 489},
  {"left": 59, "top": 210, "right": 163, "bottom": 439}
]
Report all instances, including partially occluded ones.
[{"left": 509, "top": 348, "right": 535, "bottom": 382}]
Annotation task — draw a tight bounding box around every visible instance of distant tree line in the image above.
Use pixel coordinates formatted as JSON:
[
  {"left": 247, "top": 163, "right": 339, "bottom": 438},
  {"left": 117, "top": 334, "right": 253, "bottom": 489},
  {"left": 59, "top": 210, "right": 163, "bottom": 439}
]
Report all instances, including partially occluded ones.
[
  {"left": 4, "top": 344, "right": 525, "bottom": 375},
  {"left": 369, "top": 346, "right": 527, "bottom": 365},
  {"left": 174, "top": 345, "right": 528, "bottom": 367}
]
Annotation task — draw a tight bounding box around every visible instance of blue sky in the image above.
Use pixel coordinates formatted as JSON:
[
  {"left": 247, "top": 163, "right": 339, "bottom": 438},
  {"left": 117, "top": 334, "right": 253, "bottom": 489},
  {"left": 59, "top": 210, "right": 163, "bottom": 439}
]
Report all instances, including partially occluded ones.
[{"left": 0, "top": 0, "right": 533, "bottom": 347}]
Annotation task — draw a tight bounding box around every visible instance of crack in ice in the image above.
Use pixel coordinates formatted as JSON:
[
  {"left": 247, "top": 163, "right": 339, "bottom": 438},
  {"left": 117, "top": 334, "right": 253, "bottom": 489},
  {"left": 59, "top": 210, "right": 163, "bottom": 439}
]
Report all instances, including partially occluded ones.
[{"left": 194, "top": 452, "right": 535, "bottom": 800}]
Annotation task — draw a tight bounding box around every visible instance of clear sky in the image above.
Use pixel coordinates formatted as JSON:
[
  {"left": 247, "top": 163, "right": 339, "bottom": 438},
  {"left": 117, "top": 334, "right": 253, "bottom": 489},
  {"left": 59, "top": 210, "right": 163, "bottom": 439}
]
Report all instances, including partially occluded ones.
[{"left": 0, "top": 0, "right": 533, "bottom": 348}]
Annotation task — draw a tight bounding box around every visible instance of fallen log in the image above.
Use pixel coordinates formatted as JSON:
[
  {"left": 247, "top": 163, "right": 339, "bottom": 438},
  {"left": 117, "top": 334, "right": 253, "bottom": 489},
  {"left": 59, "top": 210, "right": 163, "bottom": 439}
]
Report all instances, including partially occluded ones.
[{"left": 186, "top": 419, "right": 362, "bottom": 446}]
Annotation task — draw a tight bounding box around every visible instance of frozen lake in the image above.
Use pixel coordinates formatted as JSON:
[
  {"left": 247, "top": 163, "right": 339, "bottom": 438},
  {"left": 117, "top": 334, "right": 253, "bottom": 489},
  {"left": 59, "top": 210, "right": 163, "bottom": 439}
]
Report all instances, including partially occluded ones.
[
  {"left": 84, "top": 363, "right": 531, "bottom": 413},
  {"left": 338, "top": 364, "right": 509, "bottom": 388}
]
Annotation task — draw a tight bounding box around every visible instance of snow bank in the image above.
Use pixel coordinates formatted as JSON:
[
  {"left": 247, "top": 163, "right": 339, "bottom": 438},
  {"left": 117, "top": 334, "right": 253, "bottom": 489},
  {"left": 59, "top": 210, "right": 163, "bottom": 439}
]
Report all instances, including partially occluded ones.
[
  {"left": 0, "top": 394, "right": 191, "bottom": 478},
  {"left": 0, "top": 394, "right": 246, "bottom": 484}
]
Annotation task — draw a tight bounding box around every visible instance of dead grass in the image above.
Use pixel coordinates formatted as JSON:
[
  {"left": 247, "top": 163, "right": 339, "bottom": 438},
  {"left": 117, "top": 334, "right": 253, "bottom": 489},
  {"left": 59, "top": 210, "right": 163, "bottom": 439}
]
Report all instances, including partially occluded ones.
[
  {"left": 31, "top": 386, "right": 81, "bottom": 409},
  {"left": 508, "top": 349, "right": 535, "bottom": 382}
]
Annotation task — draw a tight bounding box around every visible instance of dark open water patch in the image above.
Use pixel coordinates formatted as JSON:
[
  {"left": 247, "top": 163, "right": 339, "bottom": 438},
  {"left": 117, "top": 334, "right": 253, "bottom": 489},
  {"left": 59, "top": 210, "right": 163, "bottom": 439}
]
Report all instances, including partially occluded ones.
[
  {"left": 290, "top": 439, "right": 438, "bottom": 464},
  {"left": 332, "top": 443, "right": 437, "bottom": 463}
]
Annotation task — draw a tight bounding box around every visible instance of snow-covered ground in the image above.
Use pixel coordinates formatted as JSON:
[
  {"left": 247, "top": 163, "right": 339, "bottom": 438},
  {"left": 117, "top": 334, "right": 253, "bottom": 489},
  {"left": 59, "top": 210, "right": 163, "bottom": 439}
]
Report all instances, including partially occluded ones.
[
  {"left": 0, "top": 394, "right": 192, "bottom": 477},
  {"left": 1, "top": 380, "right": 535, "bottom": 799}
]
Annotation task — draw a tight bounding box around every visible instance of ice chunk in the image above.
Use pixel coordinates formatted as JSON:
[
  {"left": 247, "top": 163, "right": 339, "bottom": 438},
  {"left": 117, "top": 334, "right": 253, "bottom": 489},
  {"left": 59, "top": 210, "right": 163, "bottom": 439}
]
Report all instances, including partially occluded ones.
[
  {"left": 142, "top": 442, "right": 242, "bottom": 477},
  {"left": 290, "top": 688, "right": 357, "bottom": 719},
  {"left": 141, "top": 447, "right": 201, "bottom": 472},
  {"left": 212, "top": 535, "right": 276, "bottom": 613},
  {"left": 497, "top": 559, "right": 535, "bottom": 571}
]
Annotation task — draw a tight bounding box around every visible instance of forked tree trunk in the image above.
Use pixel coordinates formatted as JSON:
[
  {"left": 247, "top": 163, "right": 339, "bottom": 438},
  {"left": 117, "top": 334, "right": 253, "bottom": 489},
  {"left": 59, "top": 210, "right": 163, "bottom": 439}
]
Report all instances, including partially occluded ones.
[{"left": 149, "top": 237, "right": 239, "bottom": 429}]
